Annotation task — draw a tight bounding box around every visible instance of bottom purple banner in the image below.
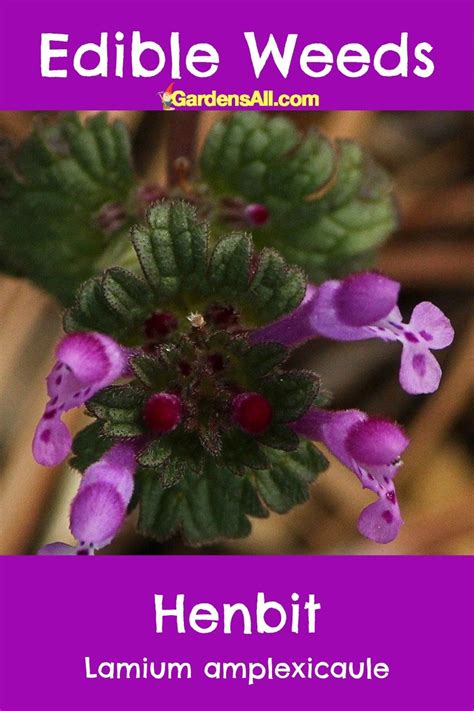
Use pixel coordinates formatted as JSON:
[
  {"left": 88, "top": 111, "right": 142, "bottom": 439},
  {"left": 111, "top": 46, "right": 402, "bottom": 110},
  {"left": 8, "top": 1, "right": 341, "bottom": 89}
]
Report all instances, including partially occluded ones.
[{"left": 0, "top": 556, "right": 472, "bottom": 711}]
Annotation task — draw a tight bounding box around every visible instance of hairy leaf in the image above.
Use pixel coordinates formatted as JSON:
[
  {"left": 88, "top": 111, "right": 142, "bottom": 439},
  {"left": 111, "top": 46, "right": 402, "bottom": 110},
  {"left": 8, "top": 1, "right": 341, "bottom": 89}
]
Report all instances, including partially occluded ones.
[
  {"left": 201, "top": 113, "right": 397, "bottom": 282},
  {"left": 0, "top": 112, "right": 137, "bottom": 304}
]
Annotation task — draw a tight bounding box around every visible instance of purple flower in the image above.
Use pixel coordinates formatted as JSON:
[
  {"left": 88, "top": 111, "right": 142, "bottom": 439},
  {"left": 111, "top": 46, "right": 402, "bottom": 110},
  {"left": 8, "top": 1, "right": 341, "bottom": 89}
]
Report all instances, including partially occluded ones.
[
  {"left": 252, "top": 272, "right": 454, "bottom": 395},
  {"left": 292, "top": 408, "right": 409, "bottom": 543},
  {"left": 32, "top": 332, "right": 127, "bottom": 467},
  {"left": 38, "top": 443, "right": 137, "bottom": 555},
  {"left": 250, "top": 283, "right": 318, "bottom": 347}
]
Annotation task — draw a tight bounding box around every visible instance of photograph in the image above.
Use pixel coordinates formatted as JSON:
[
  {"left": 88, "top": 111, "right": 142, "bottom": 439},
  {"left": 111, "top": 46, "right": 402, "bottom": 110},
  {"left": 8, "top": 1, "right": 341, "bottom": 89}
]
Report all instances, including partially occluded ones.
[{"left": 1, "top": 109, "right": 472, "bottom": 557}]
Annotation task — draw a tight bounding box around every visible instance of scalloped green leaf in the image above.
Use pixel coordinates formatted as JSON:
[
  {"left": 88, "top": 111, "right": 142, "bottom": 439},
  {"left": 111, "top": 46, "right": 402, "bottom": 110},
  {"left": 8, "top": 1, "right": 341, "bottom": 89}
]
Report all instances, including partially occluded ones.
[
  {"left": 131, "top": 200, "right": 208, "bottom": 299},
  {"left": 201, "top": 112, "right": 334, "bottom": 201},
  {"left": 136, "top": 441, "right": 328, "bottom": 545},
  {"left": 137, "top": 463, "right": 255, "bottom": 544},
  {"left": 0, "top": 112, "right": 137, "bottom": 305},
  {"left": 138, "top": 439, "right": 173, "bottom": 467},
  {"left": 246, "top": 248, "right": 306, "bottom": 323},
  {"left": 130, "top": 353, "right": 173, "bottom": 389},
  {"left": 69, "top": 421, "right": 114, "bottom": 473},
  {"left": 261, "top": 371, "right": 319, "bottom": 423},
  {"left": 208, "top": 234, "right": 252, "bottom": 297},
  {"left": 255, "top": 441, "right": 328, "bottom": 513},
  {"left": 102, "top": 267, "right": 152, "bottom": 323},
  {"left": 200, "top": 113, "right": 397, "bottom": 283},
  {"left": 86, "top": 384, "right": 146, "bottom": 422},
  {"left": 63, "top": 276, "right": 126, "bottom": 335}
]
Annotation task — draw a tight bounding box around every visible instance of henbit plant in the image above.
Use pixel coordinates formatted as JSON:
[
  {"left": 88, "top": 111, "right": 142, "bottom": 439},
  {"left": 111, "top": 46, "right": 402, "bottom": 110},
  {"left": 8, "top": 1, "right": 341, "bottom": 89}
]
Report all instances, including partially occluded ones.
[
  {"left": 33, "top": 201, "right": 452, "bottom": 554},
  {"left": 0, "top": 113, "right": 453, "bottom": 553}
]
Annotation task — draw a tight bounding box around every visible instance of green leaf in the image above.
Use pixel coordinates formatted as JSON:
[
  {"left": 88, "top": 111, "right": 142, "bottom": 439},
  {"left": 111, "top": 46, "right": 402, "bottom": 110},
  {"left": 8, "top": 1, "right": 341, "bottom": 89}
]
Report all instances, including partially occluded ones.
[
  {"left": 64, "top": 198, "right": 310, "bottom": 340},
  {"left": 86, "top": 385, "right": 146, "bottom": 426},
  {"left": 138, "top": 439, "right": 173, "bottom": 467},
  {"left": 221, "top": 431, "right": 269, "bottom": 471},
  {"left": 130, "top": 353, "right": 173, "bottom": 389},
  {"left": 200, "top": 113, "right": 397, "bottom": 283},
  {"left": 208, "top": 234, "right": 252, "bottom": 297},
  {"left": 63, "top": 276, "right": 125, "bottom": 335},
  {"left": 70, "top": 421, "right": 114, "bottom": 473},
  {"left": 102, "top": 267, "right": 151, "bottom": 323},
  {"left": 0, "top": 112, "right": 137, "bottom": 305},
  {"left": 246, "top": 248, "right": 306, "bottom": 323},
  {"left": 242, "top": 342, "right": 287, "bottom": 379},
  {"left": 136, "top": 441, "right": 328, "bottom": 545},
  {"left": 131, "top": 200, "right": 208, "bottom": 299},
  {"left": 261, "top": 371, "right": 319, "bottom": 423},
  {"left": 259, "top": 423, "right": 300, "bottom": 452},
  {"left": 201, "top": 113, "right": 334, "bottom": 201},
  {"left": 138, "top": 463, "right": 255, "bottom": 544},
  {"left": 102, "top": 422, "right": 144, "bottom": 438},
  {"left": 255, "top": 441, "right": 329, "bottom": 513}
]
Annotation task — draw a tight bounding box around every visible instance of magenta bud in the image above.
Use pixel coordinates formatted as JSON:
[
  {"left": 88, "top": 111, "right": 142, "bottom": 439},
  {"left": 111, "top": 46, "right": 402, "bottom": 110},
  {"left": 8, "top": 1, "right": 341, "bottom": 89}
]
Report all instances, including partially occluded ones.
[
  {"left": 232, "top": 392, "right": 272, "bottom": 435},
  {"left": 144, "top": 393, "right": 182, "bottom": 434},
  {"left": 144, "top": 311, "right": 178, "bottom": 340},
  {"left": 244, "top": 203, "right": 270, "bottom": 226}
]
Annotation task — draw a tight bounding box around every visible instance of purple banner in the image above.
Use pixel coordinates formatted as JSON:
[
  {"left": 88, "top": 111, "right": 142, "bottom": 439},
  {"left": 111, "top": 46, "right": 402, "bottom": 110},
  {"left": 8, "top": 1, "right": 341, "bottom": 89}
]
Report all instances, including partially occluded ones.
[
  {"left": 0, "top": 556, "right": 473, "bottom": 711},
  {"left": 0, "top": 0, "right": 473, "bottom": 110}
]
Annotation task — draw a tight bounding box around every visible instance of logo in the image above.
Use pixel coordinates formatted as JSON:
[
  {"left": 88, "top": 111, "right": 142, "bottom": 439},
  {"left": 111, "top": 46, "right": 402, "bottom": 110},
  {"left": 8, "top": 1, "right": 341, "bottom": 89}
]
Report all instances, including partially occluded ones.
[{"left": 158, "top": 82, "right": 176, "bottom": 110}]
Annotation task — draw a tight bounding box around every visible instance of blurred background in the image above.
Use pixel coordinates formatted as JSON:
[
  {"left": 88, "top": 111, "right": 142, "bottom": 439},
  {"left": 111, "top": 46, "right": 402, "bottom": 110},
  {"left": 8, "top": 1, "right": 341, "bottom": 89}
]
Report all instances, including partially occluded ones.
[{"left": 0, "top": 110, "right": 472, "bottom": 556}]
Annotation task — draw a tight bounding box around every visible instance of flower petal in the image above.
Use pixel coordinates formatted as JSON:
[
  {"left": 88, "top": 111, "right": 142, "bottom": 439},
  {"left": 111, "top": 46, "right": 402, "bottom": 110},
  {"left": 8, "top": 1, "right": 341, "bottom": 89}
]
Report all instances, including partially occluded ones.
[
  {"left": 56, "top": 332, "right": 126, "bottom": 386},
  {"left": 346, "top": 418, "right": 409, "bottom": 466},
  {"left": 335, "top": 272, "right": 400, "bottom": 326},
  {"left": 399, "top": 345, "right": 442, "bottom": 394},
  {"left": 250, "top": 283, "right": 318, "bottom": 347},
  {"left": 80, "top": 442, "right": 137, "bottom": 504},
  {"left": 70, "top": 481, "right": 126, "bottom": 548},
  {"left": 357, "top": 493, "right": 403, "bottom": 544},
  {"left": 309, "top": 281, "right": 379, "bottom": 341},
  {"left": 33, "top": 332, "right": 127, "bottom": 467},
  {"left": 32, "top": 417, "right": 72, "bottom": 467},
  {"left": 293, "top": 407, "right": 405, "bottom": 544},
  {"left": 292, "top": 408, "right": 367, "bottom": 473},
  {"left": 408, "top": 302, "right": 454, "bottom": 350},
  {"left": 37, "top": 542, "right": 78, "bottom": 556}
]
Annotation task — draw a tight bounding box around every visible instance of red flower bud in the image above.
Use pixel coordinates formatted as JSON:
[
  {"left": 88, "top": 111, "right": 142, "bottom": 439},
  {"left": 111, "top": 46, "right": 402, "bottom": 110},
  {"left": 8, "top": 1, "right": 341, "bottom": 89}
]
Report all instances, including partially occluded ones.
[
  {"left": 144, "top": 311, "right": 178, "bottom": 340},
  {"left": 144, "top": 393, "right": 182, "bottom": 434},
  {"left": 244, "top": 203, "right": 269, "bottom": 226},
  {"left": 232, "top": 392, "right": 272, "bottom": 435}
]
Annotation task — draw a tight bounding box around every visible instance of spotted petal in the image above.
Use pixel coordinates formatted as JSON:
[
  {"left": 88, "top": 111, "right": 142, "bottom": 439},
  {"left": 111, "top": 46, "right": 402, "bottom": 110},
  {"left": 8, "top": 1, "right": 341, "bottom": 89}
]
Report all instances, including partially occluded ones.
[
  {"left": 399, "top": 345, "right": 442, "bottom": 395},
  {"left": 292, "top": 407, "right": 406, "bottom": 544},
  {"left": 33, "top": 332, "right": 126, "bottom": 467},
  {"left": 358, "top": 494, "right": 403, "bottom": 544},
  {"left": 408, "top": 302, "right": 454, "bottom": 350}
]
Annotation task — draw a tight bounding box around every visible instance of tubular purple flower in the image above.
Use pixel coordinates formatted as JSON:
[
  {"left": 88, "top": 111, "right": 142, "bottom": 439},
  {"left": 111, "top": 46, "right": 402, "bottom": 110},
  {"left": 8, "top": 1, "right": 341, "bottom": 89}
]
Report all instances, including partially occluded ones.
[
  {"left": 292, "top": 407, "right": 409, "bottom": 544},
  {"left": 253, "top": 272, "right": 454, "bottom": 395},
  {"left": 37, "top": 443, "right": 137, "bottom": 555},
  {"left": 32, "top": 332, "right": 127, "bottom": 467},
  {"left": 250, "top": 283, "right": 318, "bottom": 347}
]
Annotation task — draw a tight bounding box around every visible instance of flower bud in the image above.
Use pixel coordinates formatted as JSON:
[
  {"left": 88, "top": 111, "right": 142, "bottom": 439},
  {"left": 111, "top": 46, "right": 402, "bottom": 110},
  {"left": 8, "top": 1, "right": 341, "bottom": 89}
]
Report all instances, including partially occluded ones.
[
  {"left": 232, "top": 392, "right": 272, "bottom": 435},
  {"left": 144, "top": 393, "right": 182, "bottom": 434},
  {"left": 144, "top": 311, "right": 178, "bottom": 340},
  {"left": 244, "top": 203, "right": 270, "bottom": 226}
]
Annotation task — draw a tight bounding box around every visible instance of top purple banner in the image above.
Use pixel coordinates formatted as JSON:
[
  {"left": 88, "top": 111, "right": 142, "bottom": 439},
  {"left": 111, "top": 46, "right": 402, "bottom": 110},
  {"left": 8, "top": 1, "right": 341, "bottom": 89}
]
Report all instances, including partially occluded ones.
[{"left": 0, "top": 0, "right": 473, "bottom": 110}]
